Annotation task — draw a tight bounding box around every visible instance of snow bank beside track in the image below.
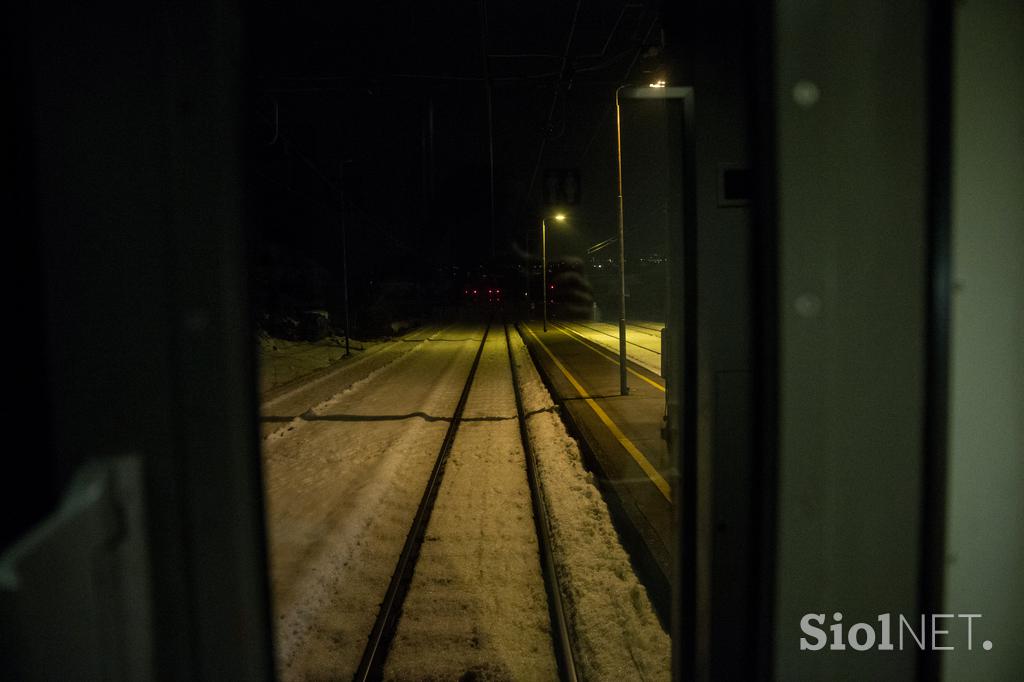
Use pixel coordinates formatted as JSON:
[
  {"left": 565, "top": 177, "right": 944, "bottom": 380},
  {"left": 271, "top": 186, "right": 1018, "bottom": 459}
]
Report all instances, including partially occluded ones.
[{"left": 510, "top": 327, "right": 671, "bottom": 681}]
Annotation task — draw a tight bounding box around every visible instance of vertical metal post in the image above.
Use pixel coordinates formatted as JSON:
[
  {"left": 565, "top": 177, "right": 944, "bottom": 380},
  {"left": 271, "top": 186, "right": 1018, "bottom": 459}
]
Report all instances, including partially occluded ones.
[
  {"left": 615, "top": 87, "right": 629, "bottom": 395},
  {"left": 542, "top": 218, "right": 548, "bottom": 332},
  {"left": 525, "top": 224, "right": 531, "bottom": 317},
  {"left": 339, "top": 162, "right": 351, "bottom": 356},
  {"left": 480, "top": 0, "right": 496, "bottom": 260}
]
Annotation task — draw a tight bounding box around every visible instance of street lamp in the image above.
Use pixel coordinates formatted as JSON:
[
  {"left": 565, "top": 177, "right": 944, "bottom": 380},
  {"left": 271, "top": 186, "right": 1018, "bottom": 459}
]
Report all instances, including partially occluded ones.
[
  {"left": 615, "top": 86, "right": 628, "bottom": 395},
  {"left": 614, "top": 82, "right": 691, "bottom": 396},
  {"left": 542, "top": 212, "right": 567, "bottom": 332}
]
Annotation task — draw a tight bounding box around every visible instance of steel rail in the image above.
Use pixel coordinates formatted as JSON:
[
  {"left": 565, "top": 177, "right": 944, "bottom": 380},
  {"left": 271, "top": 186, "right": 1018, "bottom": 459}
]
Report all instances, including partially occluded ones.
[
  {"left": 625, "top": 321, "right": 665, "bottom": 334},
  {"left": 560, "top": 320, "right": 662, "bottom": 355},
  {"left": 504, "top": 322, "right": 580, "bottom": 682},
  {"left": 353, "top": 321, "right": 492, "bottom": 681}
]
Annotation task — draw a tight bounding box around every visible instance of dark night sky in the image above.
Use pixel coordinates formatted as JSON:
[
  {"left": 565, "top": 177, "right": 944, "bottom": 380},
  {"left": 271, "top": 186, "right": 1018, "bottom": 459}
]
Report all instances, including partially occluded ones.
[{"left": 251, "top": 0, "right": 677, "bottom": 312}]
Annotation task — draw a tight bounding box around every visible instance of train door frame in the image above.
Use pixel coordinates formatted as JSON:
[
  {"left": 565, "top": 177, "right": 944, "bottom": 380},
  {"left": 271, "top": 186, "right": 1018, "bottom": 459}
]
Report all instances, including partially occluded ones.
[{"left": 745, "top": 1, "right": 953, "bottom": 679}]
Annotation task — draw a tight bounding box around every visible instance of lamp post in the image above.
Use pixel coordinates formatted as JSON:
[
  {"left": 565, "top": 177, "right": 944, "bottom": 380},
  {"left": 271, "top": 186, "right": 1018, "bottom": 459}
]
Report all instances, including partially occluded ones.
[
  {"left": 614, "top": 81, "right": 689, "bottom": 396},
  {"left": 542, "top": 212, "right": 566, "bottom": 332},
  {"left": 615, "top": 86, "right": 629, "bottom": 395}
]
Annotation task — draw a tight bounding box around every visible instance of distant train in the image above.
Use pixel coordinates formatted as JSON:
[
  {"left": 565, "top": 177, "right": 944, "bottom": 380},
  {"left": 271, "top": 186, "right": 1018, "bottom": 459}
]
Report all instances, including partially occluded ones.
[{"left": 462, "top": 284, "right": 504, "bottom": 307}]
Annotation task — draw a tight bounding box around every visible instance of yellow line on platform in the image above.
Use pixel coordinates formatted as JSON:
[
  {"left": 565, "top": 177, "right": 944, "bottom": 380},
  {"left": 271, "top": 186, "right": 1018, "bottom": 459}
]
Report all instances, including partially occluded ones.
[
  {"left": 552, "top": 322, "right": 665, "bottom": 393},
  {"left": 521, "top": 323, "right": 671, "bottom": 502}
]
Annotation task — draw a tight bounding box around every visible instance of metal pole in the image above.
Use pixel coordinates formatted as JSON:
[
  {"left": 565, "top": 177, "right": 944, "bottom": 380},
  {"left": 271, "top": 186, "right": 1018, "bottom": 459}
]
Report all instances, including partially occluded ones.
[
  {"left": 542, "top": 218, "right": 548, "bottom": 332},
  {"left": 340, "top": 162, "right": 351, "bottom": 356},
  {"left": 480, "top": 0, "right": 496, "bottom": 259},
  {"left": 526, "top": 224, "right": 532, "bottom": 318},
  {"left": 615, "top": 88, "right": 629, "bottom": 395}
]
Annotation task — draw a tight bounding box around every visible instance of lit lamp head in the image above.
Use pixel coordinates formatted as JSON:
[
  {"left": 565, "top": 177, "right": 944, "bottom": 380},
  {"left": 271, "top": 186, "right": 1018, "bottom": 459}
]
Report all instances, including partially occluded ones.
[{"left": 554, "top": 213, "right": 567, "bottom": 222}]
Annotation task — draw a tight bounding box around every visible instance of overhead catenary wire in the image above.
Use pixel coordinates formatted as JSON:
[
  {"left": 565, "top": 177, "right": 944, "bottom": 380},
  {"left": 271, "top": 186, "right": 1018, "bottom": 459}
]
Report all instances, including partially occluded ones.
[
  {"left": 520, "top": 0, "right": 585, "bottom": 222},
  {"left": 263, "top": 8, "right": 644, "bottom": 97},
  {"left": 515, "top": 0, "right": 657, "bottom": 226},
  {"left": 578, "top": 11, "right": 661, "bottom": 163},
  {"left": 263, "top": 71, "right": 564, "bottom": 92},
  {"left": 257, "top": 110, "right": 416, "bottom": 254},
  {"left": 487, "top": 1, "right": 639, "bottom": 62},
  {"left": 260, "top": 0, "right": 656, "bottom": 255}
]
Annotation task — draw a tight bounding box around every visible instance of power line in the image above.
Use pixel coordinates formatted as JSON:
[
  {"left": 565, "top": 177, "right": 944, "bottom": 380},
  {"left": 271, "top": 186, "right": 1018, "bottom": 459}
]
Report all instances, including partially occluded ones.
[
  {"left": 256, "top": 111, "right": 416, "bottom": 254},
  {"left": 519, "top": 0, "right": 585, "bottom": 224},
  {"left": 579, "top": 11, "right": 660, "bottom": 163}
]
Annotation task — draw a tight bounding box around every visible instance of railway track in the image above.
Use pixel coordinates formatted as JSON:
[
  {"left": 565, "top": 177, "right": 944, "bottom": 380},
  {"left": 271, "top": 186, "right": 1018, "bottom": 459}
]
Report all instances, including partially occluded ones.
[
  {"left": 556, "top": 320, "right": 663, "bottom": 355},
  {"left": 353, "top": 320, "right": 579, "bottom": 681},
  {"left": 624, "top": 321, "right": 665, "bottom": 335},
  {"left": 263, "top": 318, "right": 668, "bottom": 680}
]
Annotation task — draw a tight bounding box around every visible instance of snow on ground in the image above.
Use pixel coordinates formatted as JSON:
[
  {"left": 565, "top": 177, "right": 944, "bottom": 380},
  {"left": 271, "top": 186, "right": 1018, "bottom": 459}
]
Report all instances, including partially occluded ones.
[
  {"left": 556, "top": 321, "right": 664, "bottom": 375},
  {"left": 623, "top": 321, "right": 666, "bottom": 349},
  {"left": 510, "top": 326, "right": 671, "bottom": 681},
  {"left": 385, "top": 331, "right": 557, "bottom": 681},
  {"left": 262, "top": 325, "right": 486, "bottom": 680},
  {"left": 262, "top": 320, "right": 668, "bottom": 680},
  {"left": 625, "top": 320, "right": 666, "bottom": 335},
  {"left": 260, "top": 325, "right": 447, "bottom": 439},
  {"left": 258, "top": 332, "right": 377, "bottom": 394}
]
